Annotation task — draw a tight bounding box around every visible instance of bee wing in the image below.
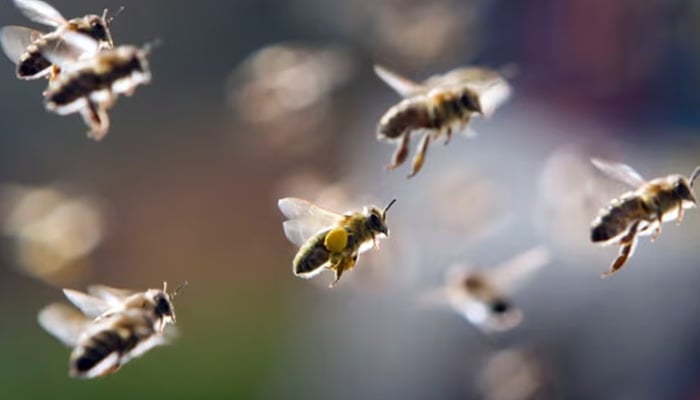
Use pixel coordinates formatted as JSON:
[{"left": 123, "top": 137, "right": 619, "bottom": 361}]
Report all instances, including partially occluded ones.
[
  {"left": 87, "top": 285, "right": 135, "bottom": 308},
  {"left": 488, "top": 246, "right": 550, "bottom": 293},
  {"left": 0, "top": 25, "right": 44, "bottom": 64},
  {"left": 278, "top": 197, "right": 343, "bottom": 247},
  {"left": 63, "top": 289, "right": 113, "bottom": 319},
  {"left": 591, "top": 158, "right": 646, "bottom": 188},
  {"left": 39, "top": 31, "right": 99, "bottom": 69},
  {"left": 38, "top": 303, "right": 91, "bottom": 347},
  {"left": 13, "top": 0, "right": 67, "bottom": 27},
  {"left": 374, "top": 64, "right": 427, "bottom": 98},
  {"left": 471, "top": 79, "right": 512, "bottom": 118}
]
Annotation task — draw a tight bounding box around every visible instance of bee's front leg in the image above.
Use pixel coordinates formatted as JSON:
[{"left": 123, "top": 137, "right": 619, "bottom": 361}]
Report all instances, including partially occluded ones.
[
  {"left": 651, "top": 213, "right": 663, "bottom": 242},
  {"left": 602, "top": 220, "right": 640, "bottom": 278},
  {"left": 408, "top": 132, "right": 431, "bottom": 178},
  {"left": 677, "top": 200, "right": 685, "bottom": 225},
  {"left": 387, "top": 133, "right": 410, "bottom": 170}
]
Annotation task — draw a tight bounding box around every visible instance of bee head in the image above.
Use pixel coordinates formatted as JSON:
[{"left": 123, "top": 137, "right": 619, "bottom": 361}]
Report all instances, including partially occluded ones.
[
  {"left": 148, "top": 281, "right": 186, "bottom": 325},
  {"left": 365, "top": 199, "right": 396, "bottom": 236},
  {"left": 81, "top": 14, "right": 112, "bottom": 49},
  {"left": 674, "top": 174, "right": 698, "bottom": 205},
  {"left": 459, "top": 90, "right": 483, "bottom": 115},
  {"left": 490, "top": 298, "right": 512, "bottom": 315}
]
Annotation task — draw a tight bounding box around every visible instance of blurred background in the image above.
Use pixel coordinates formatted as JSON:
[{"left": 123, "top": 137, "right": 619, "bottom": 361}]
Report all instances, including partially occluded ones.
[{"left": 2, "top": 0, "right": 700, "bottom": 399}]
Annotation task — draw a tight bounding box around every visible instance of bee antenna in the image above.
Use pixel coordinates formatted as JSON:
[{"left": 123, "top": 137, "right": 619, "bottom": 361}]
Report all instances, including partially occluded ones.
[
  {"left": 171, "top": 281, "right": 188, "bottom": 298},
  {"left": 383, "top": 199, "right": 397, "bottom": 216},
  {"left": 690, "top": 166, "right": 700, "bottom": 188},
  {"left": 105, "top": 6, "right": 125, "bottom": 24}
]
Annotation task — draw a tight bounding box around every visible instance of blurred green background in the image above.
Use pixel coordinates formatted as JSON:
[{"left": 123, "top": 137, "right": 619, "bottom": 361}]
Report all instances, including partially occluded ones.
[{"left": 2, "top": 0, "right": 700, "bottom": 399}]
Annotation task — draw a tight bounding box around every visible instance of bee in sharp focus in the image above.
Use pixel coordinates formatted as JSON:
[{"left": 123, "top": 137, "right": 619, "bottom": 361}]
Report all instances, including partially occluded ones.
[
  {"left": 375, "top": 64, "right": 512, "bottom": 177},
  {"left": 423, "top": 247, "right": 549, "bottom": 333},
  {"left": 38, "top": 281, "right": 186, "bottom": 379},
  {"left": 590, "top": 159, "right": 700, "bottom": 278},
  {"left": 39, "top": 32, "right": 153, "bottom": 140},
  {"left": 0, "top": 0, "right": 121, "bottom": 80},
  {"left": 278, "top": 197, "right": 396, "bottom": 287}
]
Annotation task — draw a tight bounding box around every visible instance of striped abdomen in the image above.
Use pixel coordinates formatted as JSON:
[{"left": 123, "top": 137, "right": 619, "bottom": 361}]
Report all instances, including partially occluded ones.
[
  {"left": 17, "top": 45, "right": 52, "bottom": 79},
  {"left": 591, "top": 195, "right": 649, "bottom": 243},
  {"left": 293, "top": 228, "right": 358, "bottom": 276}
]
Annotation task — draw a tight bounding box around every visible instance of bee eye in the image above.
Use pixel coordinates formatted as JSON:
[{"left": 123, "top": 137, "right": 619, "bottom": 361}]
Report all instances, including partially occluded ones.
[
  {"left": 154, "top": 295, "right": 171, "bottom": 316},
  {"left": 491, "top": 299, "right": 510, "bottom": 314},
  {"left": 368, "top": 214, "right": 382, "bottom": 231},
  {"left": 675, "top": 182, "right": 692, "bottom": 199},
  {"left": 460, "top": 93, "right": 478, "bottom": 111}
]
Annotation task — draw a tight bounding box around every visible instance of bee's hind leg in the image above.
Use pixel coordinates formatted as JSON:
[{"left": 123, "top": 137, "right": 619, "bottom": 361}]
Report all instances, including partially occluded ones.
[
  {"left": 651, "top": 213, "right": 663, "bottom": 242},
  {"left": 387, "top": 133, "right": 410, "bottom": 171},
  {"left": 602, "top": 221, "right": 640, "bottom": 278},
  {"left": 408, "top": 132, "right": 431, "bottom": 178},
  {"left": 329, "top": 254, "right": 358, "bottom": 288},
  {"left": 677, "top": 200, "right": 685, "bottom": 225}
]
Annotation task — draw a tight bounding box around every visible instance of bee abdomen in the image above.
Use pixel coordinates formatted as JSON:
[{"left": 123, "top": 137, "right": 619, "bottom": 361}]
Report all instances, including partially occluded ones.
[
  {"left": 17, "top": 50, "right": 52, "bottom": 78},
  {"left": 73, "top": 330, "right": 125, "bottom": 373},
  {"left": 294, "top": 232, "right": 331, "bottom": 276},
  {"left": 591, "top": 196, "right": 647, "bottom": 242},
  {"left": 378, "top": 99, "right": 432, "bottom": 139}
]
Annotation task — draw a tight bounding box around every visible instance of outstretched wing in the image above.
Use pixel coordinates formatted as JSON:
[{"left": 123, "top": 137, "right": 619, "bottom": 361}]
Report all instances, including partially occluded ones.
[
  {"left": 62, "top": 289, "right": 113, "bottom": 318},
  {"left": 427, "top": 67, "right": 512, "bottom": 118},
  {"left": 374, "top": 64, "right": 427, "bottom": 98},
  {"left": 87, "top": 285, "right": 135, "bottom": 308},
  {"left": 591, "top": 158, "right": 646, "bottom": 188},
  {"left": 489, "top": 246, "right": 550, "bottom": 293},
  {"left": 0, "top": 26, "right": 43, "bottom": 64},
  {"left": 39, "top": 31, "right": 99, "bottom": 70},
  {"left": 278, "top": 197, "right": 343, "bottom": 247},
  {"left": 37, "top": 303, "right": 90, "bottom": 347},
  {"left": 14, "top": 0, "right": 66, "bottom": 28}
]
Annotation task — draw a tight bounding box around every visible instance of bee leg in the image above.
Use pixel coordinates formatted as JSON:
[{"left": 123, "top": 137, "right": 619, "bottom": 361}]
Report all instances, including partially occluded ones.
[
  {"left": 81, "top": 101, "right": 110, "bottom": 141},
  {"left": 650, "top": 213, "right": 663, "bottom": 242},
  {"left": 443, "top": 126, "right": 452, "bottom": 145},
  {"left": 602, "top": 221, "right": 640, "bottom": 278},
  {"left": 408, "top": 132, "right": 431, "bottom": 178},
  {"left": 677, "top": 201, "right": 685, "bottom": 225},
  {"left": 387, "top": 133, "right": 410, "bottom": 170},
  {"left": 329, "top": 254, "right": 357, "bottom": 288}
]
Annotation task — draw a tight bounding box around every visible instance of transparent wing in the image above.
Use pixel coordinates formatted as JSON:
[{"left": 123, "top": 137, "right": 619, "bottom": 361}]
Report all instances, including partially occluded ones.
[
  {"left": 278, "top": 197, "right": 343, "bottom": 247},
  {"left": 39, "top": 31, "right": 99, "bottom": 69},
  {"left": 37, "top": 303, "right": 90, "bottom": 347},
  {"left": 0, "top": 26, "right": 44, "bottom": 64},
  {"left": 489, "top": 246, "right": 550, "bottom": 293},
  {"left": 427, "top": 67, "right": 512, "bottom": 117},
  {"left": 87, "top": 285, "right": 135, "bottom": 308},
  {"left": 63, "top": 288, "right": 113, "bottom": 319},
  {"left": 374, "top": 64, "right": 427, "bottom": 98},
  {"left": 591, "top": 158, "right": 646, "bottom": 188},
  {"left": 14, "top": 0, "right": 66, "bottom": 27}
]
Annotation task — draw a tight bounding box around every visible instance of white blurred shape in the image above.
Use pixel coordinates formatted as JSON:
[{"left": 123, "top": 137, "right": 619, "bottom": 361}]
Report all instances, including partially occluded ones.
[{"left": 477, "top": 349, "right": 544, "bottom": 400}]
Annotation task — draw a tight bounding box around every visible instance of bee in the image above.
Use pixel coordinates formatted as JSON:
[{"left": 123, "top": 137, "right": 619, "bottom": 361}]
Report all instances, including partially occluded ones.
[
  {"left": 0, "top": 0, "right": 120, "bottom": 80},
  {"left": 278, "top": 197, "right": 396, "bottom": 287},
  {"left": 38, "top": 282, "right": 186, "bottom": 378},
  {"left": 423, "top": 247, "right": 549, "bottom": 332},
  {"left": 40, "top": 32, "right": 153, "bottom": 140},
  {"left": 374, "top": 64, "right": 512, "bottom": 177},
  {"left": 590, "top": 159, "right": 700, "bottom": 278}
]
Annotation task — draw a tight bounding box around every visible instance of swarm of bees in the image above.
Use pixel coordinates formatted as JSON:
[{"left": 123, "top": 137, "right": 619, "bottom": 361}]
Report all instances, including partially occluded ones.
[
  {"left": 38, "top": 282, "right": 185, "bottom": 378},
  {"left": 0, "top": 0, "right": 152, "bottom": 140}
]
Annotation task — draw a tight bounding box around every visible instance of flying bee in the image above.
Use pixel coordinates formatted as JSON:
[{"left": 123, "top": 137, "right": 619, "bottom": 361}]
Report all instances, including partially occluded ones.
[
  {"left": 421, "top": 247, "right": 549, "bottom": 333},
  {"left": 0, "top": 0, "right": 121, "bottom": 80},
  {"left": 590, "top": 159, "right": 700, "bottom": 278},
  {"left": 40, "top": 32, "right": 153, "bottom": 140},
  {"left": 38, "top": 281, "right": 186, "bottom": 379},
  {"left": 278, "top": 197, "right": 396, "bottom": 287},
  {"left": 374, "top": 64, "right": 512, "bottom": 177}
]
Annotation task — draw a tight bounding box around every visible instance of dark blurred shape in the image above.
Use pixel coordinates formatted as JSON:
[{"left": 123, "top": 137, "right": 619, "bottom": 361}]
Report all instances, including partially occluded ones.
[
  {"left": 226, "top": 42, "right": 356, "bottom": 158},
  {"left": 0, "top": 183, "right": 107, "bottom": 286},
  {"left": 477, "top": 348, "right": 545, "bottom": 400}
]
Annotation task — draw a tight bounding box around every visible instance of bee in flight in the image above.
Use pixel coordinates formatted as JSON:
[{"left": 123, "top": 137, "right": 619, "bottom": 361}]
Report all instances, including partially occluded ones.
[
  {"left": 590, "top": 159, "right": 700, "bottom": 278},
  {"left": 422, "top": 247, "right": 549, "bottom": 333},
  {"left": 39, "top": 31, "right": 153, "bottom": 140},
  {"left": 38, "top": 282, "right": 186, "bottom": 379},
  {"left": 278, "top": 197, "right": 396, "bottom": 287},
  {"left": 374, "top": 64, "right": 512, "bottom": 177},
  {"left": 0, "top": 0, "right": 121, "bottom": 80}
]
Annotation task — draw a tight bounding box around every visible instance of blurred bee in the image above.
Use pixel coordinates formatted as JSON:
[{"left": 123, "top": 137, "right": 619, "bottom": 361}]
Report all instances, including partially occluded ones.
[
  {"left": 590, "top": 159, "right": 700, "bottom": 278},
  {"left": 0, "top": 0, "right": 120, "bottom": 80},
  {"left": 40, "top": 32, "right": 153, "bottom": 140},
  {"left": 278, "top": 197, "right": 396, "bottom": 287},
  {"left": 422, "top": 247, "right": 549, "bottom": 333},
  {"left": 38, "top": 282, "right": 186, "bottom": 379},
  {"left": 375, "top": 64, "right": 512, "bottom": 177}
]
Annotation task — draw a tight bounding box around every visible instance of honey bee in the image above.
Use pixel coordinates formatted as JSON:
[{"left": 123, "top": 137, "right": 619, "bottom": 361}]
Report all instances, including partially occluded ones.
[
  {"left": 278, "top": 197, "right": 396, "bottom": 287},
  {"left": 375, "top": 64, "right": 512, "bottom": 177},
  {"left": 40, "top": 32, "right": 153, "bottom": 140},
  {"left": 0, "top": 0, "right": 120, "bottom": 80},
  {"left": 38, "top": 282, "right": 186, "bottom": 378},
  {"left": 423, "top": 247, "right": 549, "bottom": 332},
  {"left": 591, "top": 159, "right": 700, "bottom": 278}
]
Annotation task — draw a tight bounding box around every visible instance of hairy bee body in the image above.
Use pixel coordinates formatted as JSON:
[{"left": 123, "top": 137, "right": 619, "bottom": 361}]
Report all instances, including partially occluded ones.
[
  {"left": 378, "top": 87, "right": 479, "bottom": 141},
  {"left": 16, "top": 35, "right": 53, "bottom": 78}
]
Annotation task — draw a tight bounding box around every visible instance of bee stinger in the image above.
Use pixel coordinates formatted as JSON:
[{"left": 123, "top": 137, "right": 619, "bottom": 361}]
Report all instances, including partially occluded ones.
[
  {"left": 278, "top": 197, "right": 396, "bottom": 287},
  {"left": 590, "top": 158, "right": 700, "bottom": 278}
]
